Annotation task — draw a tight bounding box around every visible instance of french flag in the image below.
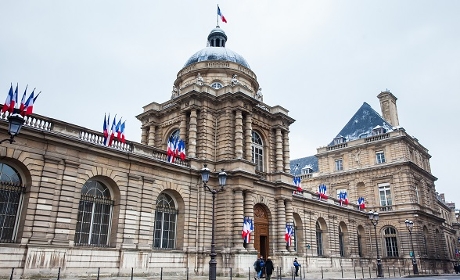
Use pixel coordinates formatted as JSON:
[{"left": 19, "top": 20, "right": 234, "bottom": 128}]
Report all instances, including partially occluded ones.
[
  {"left": 293, "top": 176, "right": 302, "bottom": 192},
  {"left": 245, "top": 218, "right": 253, "bottom": 243},
  {"left": 285, "top": 225, "right": 293, "bottom": 246},
  {"left": 241, "top": 217, "right": 248, "bottom": 240},
  {"left": 9, "top": 83, "right": 18, "bottom": 114},
  {"left": 357, "top": 197, "right": 366, "bottom": 210},
  {"left": 178, "top": 139, "right": 186, "bottom": 161},
  {"left": 339, "top": 191, "right": 349, "bottom": 206},
  {"left": 2, "top": 84, "right": 13, "bottom": 114},
  {"left": 108, "top": 116, "right": 117, "bottom": 146},
  {"left": 120, "top": 121, "right": 126, "bottom": 143},
  {"left": 103, "top": 114, "right": 109, "bottom": 139},
  {"left": 167, "top": 136, "right": 178, "bottom": 163},
  {"left": 116, "top": 119, "right": 122, "bottom": 139},
  {"left": 23, "top": 89, "right": 37, "bottom": 116},
  {"left": 318, "top": 184, "right": 328, "bottom": 199},
  {"left": 19, "top": 85, "right": 27, "bottom": 113},
  {"left": 217, "top": 6, "right": 227, "bottom": 23}
]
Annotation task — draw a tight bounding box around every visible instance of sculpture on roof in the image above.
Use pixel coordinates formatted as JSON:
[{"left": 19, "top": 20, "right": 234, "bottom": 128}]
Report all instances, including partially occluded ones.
[
  {"left": 256, "top": 87, "right": 263, "bottom": 101},
  {"left": 171, "top": 85, "right": 179, "bottom": 99},
  {"left": 231, "top": 74, "right": 239, "bottom": 86},
  {"left": 196, "top": 73, "right": 204, "bottom": 86}
]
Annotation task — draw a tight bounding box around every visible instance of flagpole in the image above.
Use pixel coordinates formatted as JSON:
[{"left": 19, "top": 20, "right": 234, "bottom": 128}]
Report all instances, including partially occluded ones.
[{"left": 217, "top": 4, "right": 219, "bottom": 27}]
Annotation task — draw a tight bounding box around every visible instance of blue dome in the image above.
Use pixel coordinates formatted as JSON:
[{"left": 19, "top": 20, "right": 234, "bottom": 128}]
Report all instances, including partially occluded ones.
[
  {"left": 183, "top": 27, "right": 251, "bottom": 69},
  {"left": 184, "top": 47, "right": 251, "bottom": 69}
]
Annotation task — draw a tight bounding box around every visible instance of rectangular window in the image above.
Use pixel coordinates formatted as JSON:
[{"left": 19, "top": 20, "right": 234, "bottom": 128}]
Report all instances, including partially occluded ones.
[
  {"left": 0, "top": 186, "right": 24, "bottom": 243},
  {"left": 376, "top": 151, "right": 386, "bottom": 164},
  {"left": 379, "top": 184, "right": 392, "bottom": 211},
  {"left": 335, "top": 159, "right": 343, "bottom": 171}
]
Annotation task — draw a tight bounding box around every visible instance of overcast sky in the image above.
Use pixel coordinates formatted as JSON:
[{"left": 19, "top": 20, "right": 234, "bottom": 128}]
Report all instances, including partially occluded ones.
[{"left": 1, "top": 1, "right": 459, "bottom": 208}]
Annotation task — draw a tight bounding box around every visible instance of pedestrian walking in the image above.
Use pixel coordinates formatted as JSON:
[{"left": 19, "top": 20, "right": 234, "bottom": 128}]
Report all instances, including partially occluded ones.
[
  {"left": 253, "top": 256, "right": 265, "bottom": 280},
  {"left": 265, "top": 256, "right": 274, "bottom": 280},
  {"left": 293, "top": 257, "right": 301, "bottom": 276}
]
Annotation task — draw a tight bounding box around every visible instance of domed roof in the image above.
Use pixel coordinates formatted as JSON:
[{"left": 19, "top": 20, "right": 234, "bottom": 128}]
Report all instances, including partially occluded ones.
[{"left": 184, "top": 27, "right": 250, "bottom": 69}]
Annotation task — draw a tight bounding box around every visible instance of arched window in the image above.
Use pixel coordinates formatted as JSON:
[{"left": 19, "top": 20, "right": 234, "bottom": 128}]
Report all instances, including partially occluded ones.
[
  {"left": 251, "top": 131, "right": 264, "bottom": 172},
  {"left": 339, "top": 226, "right": 344, "bottom": 257},
  {"left": 153, "top": 193, "right": 177, "bottom": 249},
  {"left": 74, "top": 179, "right": 113, "bottom": 247},
  {"left": 0, "top": 163, "right": 24, "bottom": 243},
  {"left": 316, "top": 221, "right": 323, "bottom": 256},
  {"left": 357, "top": 231, "right": 363, "bottom": 257},
  {"left": 384, "top": 227, "right": 399, "bottom": 257}
]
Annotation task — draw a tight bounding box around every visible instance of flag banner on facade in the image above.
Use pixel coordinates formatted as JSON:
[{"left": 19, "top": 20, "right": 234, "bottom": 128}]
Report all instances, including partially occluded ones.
[
  {"left": 166, "top": 136, "right": 187, "bottom": 163},
  {"left": 357, "top": 197, "right": 366, "bottom": 210},
  {"left": 103, "top": 114, "right": 126, "bottom": 147},
  {"left": 217, "top": 5, "right": 227, "bottom": 23},
  {"left": 339, "top": 191, "right": 349, "bottom": 206},
  {"left": 2, "top": 83, "right": 40, "bottom": 117},
  {"left": 293, "top": 176, "right": 303, "bottom": 192},
  {"left": 285, "top": 224, "right": 294, "bottom": 246},
  {"left": 241, "top": 216, "right": 253, "bottom": 243},
  {"left": 317, "top": 184, "right": 328, "bottom": 199}
]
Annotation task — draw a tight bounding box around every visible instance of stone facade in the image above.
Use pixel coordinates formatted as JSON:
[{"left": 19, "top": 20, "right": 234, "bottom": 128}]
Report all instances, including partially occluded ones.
[{"left": 0, "top": 27, "right": 457, "bottom": 278}]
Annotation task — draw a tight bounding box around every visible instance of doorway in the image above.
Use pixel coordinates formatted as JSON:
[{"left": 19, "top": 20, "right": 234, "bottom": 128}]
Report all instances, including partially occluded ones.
[{"left": 254, "top": 204, "right": 269, "bottom": 258}]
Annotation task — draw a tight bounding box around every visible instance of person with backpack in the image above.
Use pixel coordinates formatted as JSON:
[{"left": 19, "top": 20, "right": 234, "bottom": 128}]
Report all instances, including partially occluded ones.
[
  {"left": 253, "top": 256, "right": 265, "bottom": 280},
  {"left": 293, "top": 257, "right": 301, "bottom": 276}
]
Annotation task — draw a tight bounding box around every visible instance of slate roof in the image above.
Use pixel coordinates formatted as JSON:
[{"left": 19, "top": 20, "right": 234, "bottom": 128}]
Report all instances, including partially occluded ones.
[
  {"left": 290, "top": 156, "right": 318, "bottom": 175},
  {"left": 290, "top": 102, "right": 393, "bottom": 175},
  {"left": 328, "top": 102, "right": 394, "bottom": 146}
]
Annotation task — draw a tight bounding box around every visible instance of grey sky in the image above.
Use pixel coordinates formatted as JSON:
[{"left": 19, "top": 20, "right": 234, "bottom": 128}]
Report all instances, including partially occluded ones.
[{"left": 1, "top": 1, "right": 459, "bottom": 207}]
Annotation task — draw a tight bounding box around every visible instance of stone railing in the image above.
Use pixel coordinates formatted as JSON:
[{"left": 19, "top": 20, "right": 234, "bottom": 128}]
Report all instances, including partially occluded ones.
[{"left": 1, "top": 110, "right": 190, "bottom": 168}]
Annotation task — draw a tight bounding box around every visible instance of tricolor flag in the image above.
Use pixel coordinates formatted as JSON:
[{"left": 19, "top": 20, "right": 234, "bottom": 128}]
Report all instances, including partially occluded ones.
[
  {"left": 242, "top": 217, "right": 253, "bottom": 243},
  {"left": 293, "top": 176, "right": 302, "bottom": 192},
  {"left": 339, "top": 191, "right": 349, "bottom": 206},
  {"left": 167, "top": 136, "right": 178, "bottom": 163},
  {"left": 9, "top": 83, "right": 18, "bottom": 114},
  {"left": 2, "top": 84, "right": 13, "bottom": 114},
  {"left": 317, "top": 184, "right": 328, "bottom": 199},
  {"left": 116, "top": 119, "right": 122, "bottom": 139},
  {"left": 285, "top": 224, "right": 294, "bottom": 246},
  {"left": 178, "top": 139, "right": 186, "bottom": 161},
  {"left": 217, "top": 6, "right": 227, "bottom": 23},
  {"left": 242, "top": 217, "right": 248, "bottom": 240},
  {"left": 22, "top": 89, "right": 38, "bottom": 116},
  {"left": 19, "top": 85, "right": 27, "bottom": 113},
  {"left": 120, "top": 121, "right": 126, "bottom": 143},
  {"left": 108, "top": 116, "right": 117, "bottom": 146},
  {"left": 357, "top": 197, "right": 366, "bottom": 210},
  {"left": 103, "top": 114, "right": 109, "bottom": 139}
]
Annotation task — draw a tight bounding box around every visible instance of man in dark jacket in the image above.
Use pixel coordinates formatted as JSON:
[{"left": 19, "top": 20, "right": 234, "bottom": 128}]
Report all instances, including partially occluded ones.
[
  {"left": 265, "top": 257, "right": 274, "bottom": 280},
  {"left": 254, "top": 256, "right": 265, "bottom": 280},
  {"left": 293, "top": 257, "right": 301, "bottom": 276}
]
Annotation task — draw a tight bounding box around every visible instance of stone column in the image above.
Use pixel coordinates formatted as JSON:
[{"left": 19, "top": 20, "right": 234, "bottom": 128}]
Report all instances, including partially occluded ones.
[
  {"left": 233, "top": 188, "right": 245, "bottom": 251},
  {"left": 147, "top": 124, "right": 155, "bottom": 146},
  {"left": 188, "top": 109, "right": 197, "bottom": 158},
  {"left": 235, "top": 110, "right": 243, "bottom": 159},
  {"left": 244, "top": 114, "right": 252, "bottom": 161},
  {"left": 180, "top": 112, "right": 187, "bottom": 141},
  {"left": 285, "top": 199, "right": 294, "bottom": 252},
  {"left": 141, "top": 127, "right": 148, "bottom": 145},
  {"left": 244, "top": 191, "right": 256, "bottom": 251},
  {"left": 283, "top": 130, "right": 291, "bottom": 173},
  {"left": 275, "top": 128, "right": 283, "bottom": 172},
  {"left": 277, "top": 198, "right": 287, "bottom": 254}
]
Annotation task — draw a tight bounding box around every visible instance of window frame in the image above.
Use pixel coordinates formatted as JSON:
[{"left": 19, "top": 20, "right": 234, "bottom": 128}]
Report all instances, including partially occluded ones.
[
  {"left": 153, "top": 193, "right": 178, "bottom": 249},
  {"left": 378, "top": 183, "right": 393, "bottom": 211},
  {"left": 74, "top": 179, "right": 114, "bottom": 247},
  {"left": 383, "top": 227, "right": 399, "bottom": 257},
  {"left": 335, "top": 159, "right": 343, "bottom": 171},
  {"left": 376, "top": 151, "right": 386, "bottom": 164},
  {"left": 316, "top": 221, "right": 323, "bottom": 256},
  {"left": 251, "top": 131, "right": 264, "bottom": 172}
]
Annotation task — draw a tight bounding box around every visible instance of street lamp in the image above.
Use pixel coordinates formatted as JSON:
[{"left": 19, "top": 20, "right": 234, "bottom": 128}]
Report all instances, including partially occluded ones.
[
  {"left": 0, "top": 114, "right": 25, "bottom": 144},
  {"left": 405, "top": 219, "right": 419, "bottom": 274},
  {"left": 201, "top": 164, "right": 227, "bottom": 280},
  {"left": 368, "top": 210, "right": 383, "bottom": 277}
]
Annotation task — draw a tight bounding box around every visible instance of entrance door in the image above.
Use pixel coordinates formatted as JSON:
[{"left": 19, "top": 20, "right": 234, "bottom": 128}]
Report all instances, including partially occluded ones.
[{"left": 254, "top": 204, "right": 269, "bottom": 258}]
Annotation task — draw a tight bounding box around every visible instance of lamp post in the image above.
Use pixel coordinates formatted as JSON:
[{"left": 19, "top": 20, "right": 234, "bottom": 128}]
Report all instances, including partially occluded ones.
[
  {"left": 201, "top": 164, "right": 227, "bottom": 280},
  {"left": 368, "top": 210, "right": 383, "bottom": 277},
  {"left": 0, "top": 114, "right": 25, "bottom": 144},
  {"left": 405, "top": 219, "right": 419, "bottom": 274}
]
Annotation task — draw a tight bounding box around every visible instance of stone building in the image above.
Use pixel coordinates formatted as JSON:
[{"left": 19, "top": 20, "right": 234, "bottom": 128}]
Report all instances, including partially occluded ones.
[{"left": 0, "top": 26, "right": 456, "bottom": 278}]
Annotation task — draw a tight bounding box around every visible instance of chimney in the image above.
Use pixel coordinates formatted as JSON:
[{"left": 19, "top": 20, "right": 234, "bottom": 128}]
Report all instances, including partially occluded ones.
[{"left": 377, "top": 90, "right": 399, "bottom": 127}]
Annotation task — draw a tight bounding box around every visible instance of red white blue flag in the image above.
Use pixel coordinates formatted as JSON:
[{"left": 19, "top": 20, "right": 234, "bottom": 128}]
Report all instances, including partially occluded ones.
[
  {"left": 217, "top": 6, "right": 227, "bottom": 23},
  {"left": 1, "top": 84, "right": 13, "bottom": 113},
  {"left": 357, "top": 197, "right": 366, "bottom": 210},
  {"left": 285, "top": 224, "right": 294, "bottom": 246},
  {"left": 339, "top": 191, "right": 349, "bottom": 206},
  {"left": 293, "top": 176, "right": 302, "bottom": 192},
  {"left": 242, "top": 217, "right": 253, "bottom": 243},
  {"left": 317, "top": 184, "right": 328, "bottom": 199}
]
